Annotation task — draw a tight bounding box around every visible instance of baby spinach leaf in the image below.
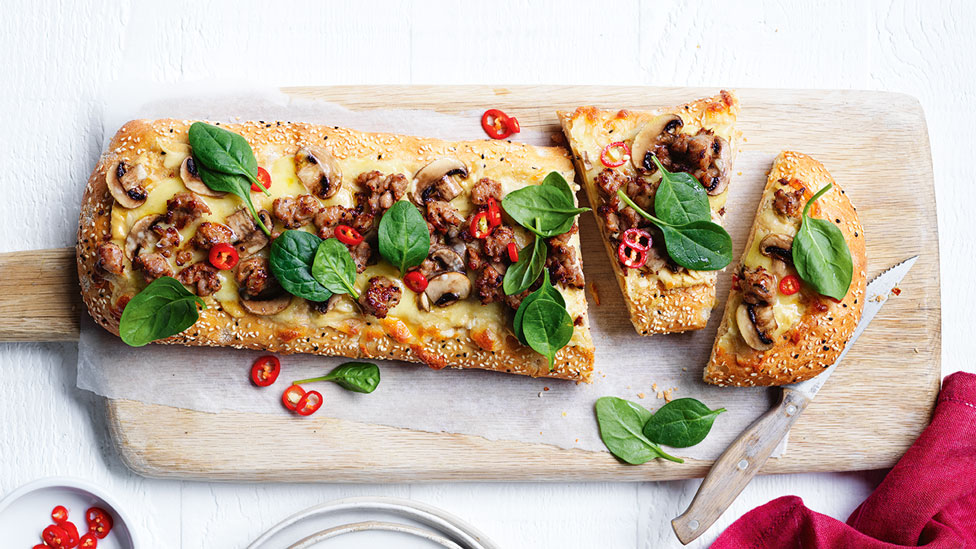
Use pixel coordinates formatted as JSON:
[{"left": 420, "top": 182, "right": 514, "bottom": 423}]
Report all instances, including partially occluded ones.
[
  {"left": 616, "top": 190, "right": 731, "bottom": 271},
  {"left": 119, "top": 276, "right": 205, "bottom": 347},
  {"left": 641, "top": 398, "right": 726, "bottom": 448},
  {"left": 196, "top": 161, "right": 271, "bottom": 236},
  {"left": 312, "top": 238, "right": 360, "bottom": 299},
  {"left": 378, "top": 200, "right": 430, "bottom": 274},
  {"left": 658, "top": 221, "right": 733, "bottom": 271},
  {"left": 542, "top": 170, "right": 576, "bottom": 198},
  {"left": 595, "top": 397, "right": 683, "bottom": 464},
  {"left": 792, "top": 184, "right": 853, "bottom": 300},
  {"left": 521, "top": 297, "right": 574, "bottom": 370},
  {"left": 501, "top": 172, "right": 589, "bottom": 237},
  {"left": 651, "top": 156, "right": 711, "bottom": 226},
  {"left": 188, "top": 122, "right": 268, "bottom": 194},
  {"left": 512, "top": 271, "right": 564, "bottom": 345},
  {"left": 503, "top": 233, "right": 547, "bottom": 296},
  {"left": 270, "top": 230, "right": 332, "bottom": 302},
  {"left": 293, "top": 362, "right": 381, "bottom": 394}
]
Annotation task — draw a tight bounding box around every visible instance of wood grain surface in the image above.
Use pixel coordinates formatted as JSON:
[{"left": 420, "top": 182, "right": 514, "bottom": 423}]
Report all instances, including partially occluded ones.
[{"left": 2, "top": 86, "right": 940, "bottom": 482}]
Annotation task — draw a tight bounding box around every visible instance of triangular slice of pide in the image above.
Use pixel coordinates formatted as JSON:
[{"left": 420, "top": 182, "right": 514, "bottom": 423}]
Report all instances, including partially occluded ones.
[
  {"left": 559, "top": 91, "right": 740, "bottom": 335},
  {"left": 705, "top": 151, "right": 866, "bottom": 386}
]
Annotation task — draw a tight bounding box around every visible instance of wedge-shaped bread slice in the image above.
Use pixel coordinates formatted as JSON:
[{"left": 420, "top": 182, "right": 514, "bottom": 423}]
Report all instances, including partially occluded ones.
[
  {"left": 559, "top": 91, "right": 740, "bottom": 334},
  {"left": 78, "top": 119, "right": 594, "bottom": 381},
  {"left": 705, "top": 152, "right": 866, "bottom": 386}
]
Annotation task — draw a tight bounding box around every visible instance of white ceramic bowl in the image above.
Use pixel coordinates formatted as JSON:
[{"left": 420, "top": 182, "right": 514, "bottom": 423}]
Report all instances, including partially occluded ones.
[
  {"left": 0, "top": 476, "right": 137, "bottom": 548},
  {"left": 249, "top": 496, "right": 498, "bottom": 549}
]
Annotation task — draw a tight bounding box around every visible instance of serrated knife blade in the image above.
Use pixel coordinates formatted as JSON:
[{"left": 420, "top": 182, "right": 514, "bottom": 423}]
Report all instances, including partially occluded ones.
[
  {"left": 671, "top": 256, "right": 918, "bottom": 545},
  {"left": 785, "top": 255, "right": 918, "bottom": 399}
]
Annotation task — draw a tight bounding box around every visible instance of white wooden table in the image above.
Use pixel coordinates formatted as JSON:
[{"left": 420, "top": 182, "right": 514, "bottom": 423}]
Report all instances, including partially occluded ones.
[{"left": 1, "top": 1, "right": 970, "bottom": 547}]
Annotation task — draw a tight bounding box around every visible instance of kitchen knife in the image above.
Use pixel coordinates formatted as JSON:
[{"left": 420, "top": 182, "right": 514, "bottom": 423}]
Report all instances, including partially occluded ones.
[{"left": 671, "top": 255, "right": 918, "bottom": 545}]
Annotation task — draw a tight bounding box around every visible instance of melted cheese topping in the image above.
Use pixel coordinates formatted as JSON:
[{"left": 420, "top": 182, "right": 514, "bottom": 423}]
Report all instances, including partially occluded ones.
[
  {"left": 108, "top": 135, "right": 587, "bottom": 348},
  {"left": 719, "top": 177, "right": 833, "bottom": 351},
  {"left": 565, "top": 110, "right": 735, "bottom": 291}
]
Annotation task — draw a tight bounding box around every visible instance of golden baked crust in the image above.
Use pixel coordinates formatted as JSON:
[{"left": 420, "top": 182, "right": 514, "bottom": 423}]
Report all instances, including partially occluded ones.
[
  {"left": 558, "top": 91, "right": 740, "bottom": 335},
  {"left": 704, "top": 151, "right": 867, "bottom": 387},
  {"left": 78, "top": 119, "right": 595, "bottom": 382}
]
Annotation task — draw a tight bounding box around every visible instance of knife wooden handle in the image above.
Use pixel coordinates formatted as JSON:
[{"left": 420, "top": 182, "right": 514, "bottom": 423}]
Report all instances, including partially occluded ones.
[{"left": 671, "top": 387, "right": 811, "bottom": 545}]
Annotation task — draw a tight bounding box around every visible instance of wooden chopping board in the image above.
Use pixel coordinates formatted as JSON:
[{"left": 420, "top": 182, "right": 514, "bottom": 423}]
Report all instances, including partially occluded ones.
[{"left": 0, "top": 86, "right": 940, "bottom": 482}]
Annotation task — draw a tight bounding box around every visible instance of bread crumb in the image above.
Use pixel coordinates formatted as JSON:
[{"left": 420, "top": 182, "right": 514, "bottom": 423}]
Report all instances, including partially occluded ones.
[
  {"left": 682, "top": 367, "right": 687, "bottom": 371},
  {"left": 652, "top": 383, "right": 658, "bottom": 392},
  {"left": 913, "top": 347, "right": 919, "bottom": 353},
  {"left": 590, "top": 282, "right": 601, "bottom": 306},
  {"left": 663, "top": 388, "right": 676, "bottom": 402},
  {"left": 657, "top": 391, "right": 664, "bottom": 399},
  {"left": 637, "top": 392, "right": 645, "bottom": 399}
]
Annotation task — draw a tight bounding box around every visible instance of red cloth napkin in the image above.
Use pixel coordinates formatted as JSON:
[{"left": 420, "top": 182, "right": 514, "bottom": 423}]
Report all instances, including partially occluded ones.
[{"left": 713, "top": 371, "right": 976, "bottom": 549}]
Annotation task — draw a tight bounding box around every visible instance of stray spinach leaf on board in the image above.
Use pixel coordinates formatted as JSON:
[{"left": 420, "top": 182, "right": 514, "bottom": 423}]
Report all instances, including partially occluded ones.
[
  {"left": 119, "top": 276, "right": 206, "bottom": 347},
  {"left": 650, "top": 156, "right": 711, "bottom": 226},
  {"left": 512, "top": 271, "right": 565, "bottom": 346},
  {"left": 270, "top": 230, "right": 333, "bottom": 302},
  {"left": 293, "top": 362, "right": 381, "bottom": 394},
  {"left": 501, "top": 172, "right": 589, "bottom": 238},
  {"left": 616, "top": 190, "right": 732, "bottom": 271},
  {"left": 791, "top": 183, "right": 853, "bottom": 300},
  {"left": 311, "top": 238, "right": 360, "bottom": 299},
  {"left": 595, "top": 397, "right": 683, "bottom": 464},
  {"left": 641, "top": 398, "right": 726, "bottom": 448},
  {"left": 378, "top": 200, "right": 431, "bottom": 274},
  {"left": 503, "top": 228, "right": 547, "bottom": 296}
]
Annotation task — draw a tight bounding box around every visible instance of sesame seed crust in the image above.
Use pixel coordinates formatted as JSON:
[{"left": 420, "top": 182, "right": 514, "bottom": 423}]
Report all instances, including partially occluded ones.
[
  {"left": 704, "top": 151, "right": 867, "bottom": 387},
  {"left": 77, "top": 119, "right": 594, "bottom": 383},
  {"left": 558, "top": 91, "right": 740, "bottom": 334}
]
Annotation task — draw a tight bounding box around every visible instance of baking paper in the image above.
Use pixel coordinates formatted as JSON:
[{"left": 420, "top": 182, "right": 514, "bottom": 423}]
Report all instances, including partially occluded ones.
[{"left": 78, "top": 83, "right": 786, "bottom": 460}]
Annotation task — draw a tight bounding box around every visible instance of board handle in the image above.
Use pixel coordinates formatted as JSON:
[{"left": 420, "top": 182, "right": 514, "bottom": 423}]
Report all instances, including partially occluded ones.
[
  {"left": 670, "top": 387, "right": 810, "bottom": 545},
  {"left": 0, "top": 247, "right": 80, "bottom": 341}
]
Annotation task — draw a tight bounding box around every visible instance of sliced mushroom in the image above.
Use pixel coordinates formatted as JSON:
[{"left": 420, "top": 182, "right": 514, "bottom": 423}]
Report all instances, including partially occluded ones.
[
  {"left": 736, "top": 303, "right": 777, "bottom": 351},
  {"left": 295, "top": 147, "right": 342, "bottom": 198},
  {"left": 701, "top": 134, "right": 732, "bottom": 196},
  {"left": 418, "top": 271, "right": 472, "bottom": 311},
  {"left": 226, "top": 209, "right": 271, "bottom": 257},
  {"left": 630, "top": 114, "right": 684, "bottom": 173},
  {"left": 107, "top": 160, "right": 149, "bottom": 208},
  {"left": 240, "top": 293, "right": 292, "bottom": 316},
  {"left": 180, "top": 156, "right": 225, "bottom": 197},
  {"left": 759, "top": 234, "right": 794, "bottom": 265},
  {"left": 124, "top": 214, "right": 160, "bottom": 260},
  {"left": 429, "top": 245, "right": 465, "bottom": 273},
  {"left": 412, "top": 158, "right": 468, "bottom": 204}
]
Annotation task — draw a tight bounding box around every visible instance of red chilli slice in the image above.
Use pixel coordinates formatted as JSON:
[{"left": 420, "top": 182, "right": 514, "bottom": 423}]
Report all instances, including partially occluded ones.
[
  {"left": 296, "top": 390, "right": 323, "bottom": 416},
  {"left": 481, "top": 109, "right": 513, "bottom": 140},
  {"left": 600, "top": 141, "right": 630, "bottom": 168},
  {"left": 209, "top": 242, "right": 240, "bottom": 270},
  {"left": 251, "top": 166, "right": 272, "bottom": 192},
  {"left": 404, "top": 271, "right": 428, "bottom": 293},
  {"left": 52, "top": 505, "right": 69, "bottom": 524},
  {"left": 250, "top": 355, "right": 281, "bottom": 387},
  {"left": 282, "top": 385, "right": 306, "bottom": 411}
]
